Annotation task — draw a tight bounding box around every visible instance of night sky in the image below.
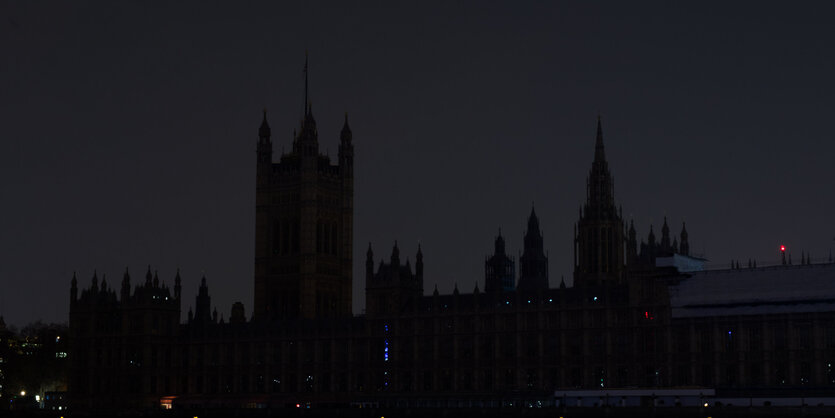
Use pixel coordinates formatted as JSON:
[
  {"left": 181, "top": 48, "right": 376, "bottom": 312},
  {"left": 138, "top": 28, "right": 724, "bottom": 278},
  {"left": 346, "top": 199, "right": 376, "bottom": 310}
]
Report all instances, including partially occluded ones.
[{"left": 2, "top": 1, "right": 834, "bottom": 327}]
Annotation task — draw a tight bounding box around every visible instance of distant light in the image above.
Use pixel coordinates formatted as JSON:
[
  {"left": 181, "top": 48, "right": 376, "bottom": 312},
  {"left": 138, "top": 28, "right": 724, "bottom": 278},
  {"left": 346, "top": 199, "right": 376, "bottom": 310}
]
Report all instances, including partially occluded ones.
[
  {"left": 55, "top": 336, "right": 60, "bottom": 342},
  {"left": 20, "top": 390, "right": 25, "bottom": 396},
  {"left": 704, "top": 402, "right": 709, "bottom": 407},
  {"left": 781, "top": 245, "right": 786, "bottom": 252},
  {"left": 296, "top": 404, "right": 301, "bottom": 408},
  {"left": 593, "top": 296, "right": 598, "bottom": 301},
  {"left": 548, "top": 299, "right": 553, "bottom": 302},
  {"left": 527, "top": 300, "right": 531, "bottom": 304},
  {"left": 35, "top": 395, "right": 40, "bottom": 402}
]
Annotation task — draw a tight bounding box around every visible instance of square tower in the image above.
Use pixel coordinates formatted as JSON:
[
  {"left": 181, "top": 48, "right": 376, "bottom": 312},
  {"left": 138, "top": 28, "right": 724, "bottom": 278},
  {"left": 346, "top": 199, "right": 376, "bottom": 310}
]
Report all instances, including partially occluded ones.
[{"left": 253, "top": 103, "right": 353, "bottom": 320}]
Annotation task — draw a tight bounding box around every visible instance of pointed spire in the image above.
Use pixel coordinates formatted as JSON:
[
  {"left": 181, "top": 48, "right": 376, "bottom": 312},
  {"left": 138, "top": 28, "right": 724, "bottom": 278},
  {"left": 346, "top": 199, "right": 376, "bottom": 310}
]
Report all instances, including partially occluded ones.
[
  {"left": 174, "top": 268, "right": 182, "bottom": 299},
  {"left": 560, "top": 275, "right": 566, "bottom": 289},
  {"left": 366, "top": 242, "right": 373, "bottom": 259},
  {"left": 594, "top": 114, "right": 606, "bottom": 163},
  {"left": 433, "top": 284, "right": 439, "bottom": 296},
  {"left": 679, "top": 222, "right": 690, "bottom": 256},
  {"left": 391, "top": 240, "right": 400, "bottom": 265},
  {"left": 647, "top": 225, "right": 656, "bottom": 246},
  {"left": 494, "top": 229, "right": 506, "bottom": 255},
  {"left": 153, "top": 270, "right": 159, "bottom": 288},
  {"left": 527, "top": 203, "right": 540, "bottom": 233},
  {"left": 259, "top": 108, "right": 271, "bottom": 139},
  {"left": 303, "top": 51, "right": 309, "bottom": 116}
]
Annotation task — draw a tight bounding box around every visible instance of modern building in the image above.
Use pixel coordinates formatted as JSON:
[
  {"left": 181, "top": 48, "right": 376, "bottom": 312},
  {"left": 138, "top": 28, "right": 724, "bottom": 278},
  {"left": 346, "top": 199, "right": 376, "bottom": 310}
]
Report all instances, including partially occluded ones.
[{"left": 68, "top": 74, "right": 835, "bottom": 412}]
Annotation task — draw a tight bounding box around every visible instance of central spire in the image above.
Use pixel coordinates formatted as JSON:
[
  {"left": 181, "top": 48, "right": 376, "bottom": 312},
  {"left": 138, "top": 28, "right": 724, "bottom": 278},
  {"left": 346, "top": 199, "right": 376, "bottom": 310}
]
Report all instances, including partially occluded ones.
[
  {"left": 594, "top": 115, "right": 605, "bottom": 163},
  {"left": 304, "top": 51, "right": 309, "bottom": 117}
]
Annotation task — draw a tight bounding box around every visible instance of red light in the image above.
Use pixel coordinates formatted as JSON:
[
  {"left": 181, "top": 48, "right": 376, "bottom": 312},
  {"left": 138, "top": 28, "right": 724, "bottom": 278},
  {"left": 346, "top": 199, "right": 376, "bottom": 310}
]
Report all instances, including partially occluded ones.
[
  {"left": 780, "top": 245, "right": 786, "bottom": 252},
  {"left": 296, "top": 404, "right": 301, "bottom": 408},
  {"left": 645, "top": 311, "right": 649, "bottom": 319}
]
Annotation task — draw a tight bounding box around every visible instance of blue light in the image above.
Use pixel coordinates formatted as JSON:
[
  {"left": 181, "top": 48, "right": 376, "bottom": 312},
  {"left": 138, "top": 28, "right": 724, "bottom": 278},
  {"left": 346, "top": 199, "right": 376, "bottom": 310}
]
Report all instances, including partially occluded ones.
[
  {"left": 548, "top": 298, "right": 553, "bottom": 302},
  {"left": 593, "top": 296, "right": 598, "bottom": 301}
]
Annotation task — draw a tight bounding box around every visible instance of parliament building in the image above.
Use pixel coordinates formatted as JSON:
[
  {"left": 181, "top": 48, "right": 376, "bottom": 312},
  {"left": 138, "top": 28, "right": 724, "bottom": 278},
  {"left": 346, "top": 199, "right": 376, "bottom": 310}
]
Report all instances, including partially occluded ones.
[{"left": 68, "top": 75, "right": 835, "bottom": 411}]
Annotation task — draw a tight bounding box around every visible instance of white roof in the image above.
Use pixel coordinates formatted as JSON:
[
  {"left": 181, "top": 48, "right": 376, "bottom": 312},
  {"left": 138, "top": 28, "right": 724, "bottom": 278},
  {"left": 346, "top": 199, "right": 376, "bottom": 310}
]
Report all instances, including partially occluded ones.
[{"left": 668, "top": 263, "right": 835, "bottom": 318}]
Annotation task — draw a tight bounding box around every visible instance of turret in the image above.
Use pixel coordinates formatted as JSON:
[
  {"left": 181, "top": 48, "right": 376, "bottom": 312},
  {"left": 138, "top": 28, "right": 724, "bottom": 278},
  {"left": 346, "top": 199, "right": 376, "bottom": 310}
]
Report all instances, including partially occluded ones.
[
  {"left": 70, "top": 272, "right": 78, "bottom": 305},
  {"left": 195, "top": 276, "right": 211, "bottom": 323},
  {"left": 415, "top": 244, "right": 424, "bottom": 284},
  {"left": 121, "top": 268, "right": 131, "bottom": 302},
  {"left": 366, "top": 243, "right": 374, "bottom": 282},
  {"left": 519, "top": 207, "right": 548, "bottom": 291},
  {"left": 661, "top": 217, "right": 671, "bottom": 250},
  {"left": 679, "top": 222, "right": 690, "bottom": 256},
  {"left": 391, "top": 241, "right": 400, "bottom": 267},
  {"left": 485, "top": 229, "right": 515, "bottom": 292},
  {"left": 145, "top": 265, "right": 152, "bottom": 287},
  {"left": 574, "top": 116, "right": 625, "bottom": 286},
  {"left": 627, "top": 220, "right": 638, "bottom": 263},
  {"left": 647, "top": 225, "right": 656, "bottom": 248},
  {"left": 91, "top": 270, "right": 99, "bottom": 293},
  {"left": 339, "top": 113, "right": 354, "bottom": 177},
  {"left": 174, "top": 269, "right": 182, "bottom": 300},
  {"left": 257, "top": 109, "right": 272, "bottom": 164}
]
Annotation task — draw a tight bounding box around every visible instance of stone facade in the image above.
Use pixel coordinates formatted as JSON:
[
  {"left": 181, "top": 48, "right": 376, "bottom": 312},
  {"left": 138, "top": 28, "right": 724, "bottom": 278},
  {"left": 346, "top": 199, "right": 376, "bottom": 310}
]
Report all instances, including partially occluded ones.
[{"left": 68, "top": 96, "right": 835, "bottom": 411}]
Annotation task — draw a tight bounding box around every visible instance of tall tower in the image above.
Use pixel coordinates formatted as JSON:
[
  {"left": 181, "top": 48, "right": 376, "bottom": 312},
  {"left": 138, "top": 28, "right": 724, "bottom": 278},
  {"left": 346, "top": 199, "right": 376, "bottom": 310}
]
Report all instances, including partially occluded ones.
[
  {"left": 253, "top": 57, "right": 354, "bottom": 320},
  {"left": 518, "top": 207, "right": 549, "bottom": 290},
  {"left": 485, "top": 230, "right": 515, "bottom": 292},
  {"left": 574, "top": 117, "right": 625, "bottom": 287}
]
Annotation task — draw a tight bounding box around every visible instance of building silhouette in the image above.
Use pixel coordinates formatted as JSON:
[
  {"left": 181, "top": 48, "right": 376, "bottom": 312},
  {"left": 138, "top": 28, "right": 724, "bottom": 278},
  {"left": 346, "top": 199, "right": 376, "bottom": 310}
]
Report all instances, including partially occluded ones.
[
  {"left": 254, "top": 56, "right": 353, "bottom": 320},
  {"left": 68, "top": 69, "right": 835, "bottom": 411}
]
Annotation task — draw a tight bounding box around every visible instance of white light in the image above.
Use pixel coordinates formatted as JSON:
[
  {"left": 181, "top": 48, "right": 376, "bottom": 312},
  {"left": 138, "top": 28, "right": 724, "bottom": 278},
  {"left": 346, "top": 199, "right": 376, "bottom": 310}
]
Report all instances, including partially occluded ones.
[
  {"left": 35, "top": 395, "right": 40, "bottom": 402},
  {"left": 704, "top": 402, "right": 709, "bottom": 407},
  {"left": 20, "top": 390, "right": 25, "bottom": 396}
]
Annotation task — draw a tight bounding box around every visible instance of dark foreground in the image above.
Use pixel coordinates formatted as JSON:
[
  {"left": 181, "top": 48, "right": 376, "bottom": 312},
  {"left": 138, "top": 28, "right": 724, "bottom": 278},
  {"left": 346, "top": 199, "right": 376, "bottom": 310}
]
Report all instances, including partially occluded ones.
[{"left": 9, "top": 407, "right": 835, "bottom": 418}]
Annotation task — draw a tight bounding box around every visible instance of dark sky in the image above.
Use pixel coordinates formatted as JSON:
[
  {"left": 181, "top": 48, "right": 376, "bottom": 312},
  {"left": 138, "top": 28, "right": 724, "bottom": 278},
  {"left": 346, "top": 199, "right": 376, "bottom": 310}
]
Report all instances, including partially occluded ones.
[{"left": 2, "top": 1, "right": 834, "bottom": 327}]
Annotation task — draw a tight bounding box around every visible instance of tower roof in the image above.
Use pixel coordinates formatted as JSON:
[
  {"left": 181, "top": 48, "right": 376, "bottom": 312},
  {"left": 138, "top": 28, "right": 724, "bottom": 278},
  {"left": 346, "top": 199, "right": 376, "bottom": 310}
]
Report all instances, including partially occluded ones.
[
  {"left": 527, "top": 205, "right": 540, "bottom": 233},
  {"left": 594, "top": 115, "right": 606, "bottom": 163},
  {"left": 259, "top": 109, "right": 271, "bottom": 138}
]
